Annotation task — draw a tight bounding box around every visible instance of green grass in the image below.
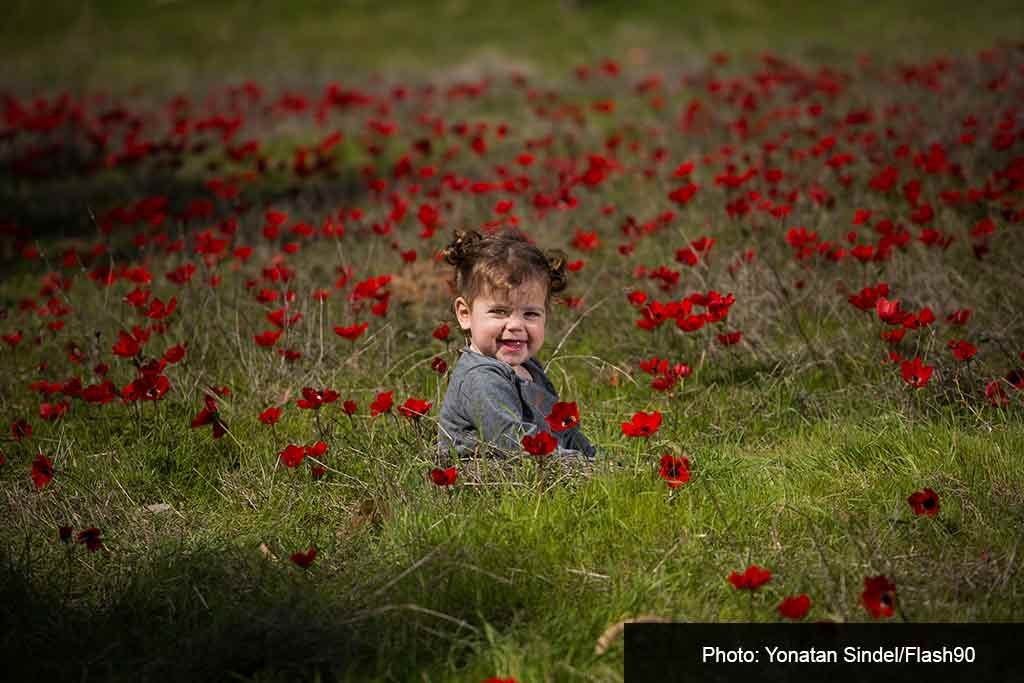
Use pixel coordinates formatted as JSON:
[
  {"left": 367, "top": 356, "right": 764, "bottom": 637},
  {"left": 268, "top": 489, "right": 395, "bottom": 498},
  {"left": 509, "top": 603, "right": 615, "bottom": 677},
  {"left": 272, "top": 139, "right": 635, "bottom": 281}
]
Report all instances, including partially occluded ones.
[
  {"left": 4, "top": 0, "right": 1024, "bottom": 89},
  {"left": 4, "top": 405, "right": 1022, "bottom": 681}
]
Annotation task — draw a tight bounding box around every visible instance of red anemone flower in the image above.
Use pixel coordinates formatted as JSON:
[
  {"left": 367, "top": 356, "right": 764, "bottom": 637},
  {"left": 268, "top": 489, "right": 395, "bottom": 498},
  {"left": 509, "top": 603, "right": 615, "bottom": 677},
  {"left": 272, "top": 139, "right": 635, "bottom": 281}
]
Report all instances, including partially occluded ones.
[
  {"left": 370, "top": 390, "right": 394, "bottom": 416},
  {"left": 658, "top": 453, "right": 691, "bottom": 488},
  {"left": 545, "top": 402, "right": 580, "bottom": 432},
  {"left": 985, "top": 380, "right": 1009, "bottom": 406},
  {"left": 907, "top": 487, "right": 940, "bottom": 516},
  {"left": 430, "top": 467, "right": 458, "bottom": 487},
  {"left": 334, "top": 322, "right": 368, "bottom": 341},
  {"left": 191, "top": 396, "right": 226, "bottom": 438},
  {"left": 254, "top": 329, "right": 283, "bottom": 347},
  {"left": 279, "top": 444, "right": 306, "bottom": 468},
  {"left": 306, "top": 441, "right": 328, "bottom": 458},
  {"left": 259, "top": 406, "right": 282, "bottom": 425},
  {"left": 76, "top": 527, "right": 104, "bottom": 552},
  {"left": 947, "top": 339, "right": 977, "bottom": 361},
  {"left": 728, "top": 564, "right": 772, "bottom": 590},
  {"left": 946, "top": 309, "right": 971, "bottom": 326},
  {"left": 876, "top": 297, "right": 908, "bottom": 325},
  {"left": 900, "top": 357, "right": 934, "bottom": 388},
  {"left": 163, "top": 344, "right": 186, "bottom": 363},
  {"left": 398, "top": 397, "right": 432, "bottom": 420},
  {"left": 31, "top": 454, "right": 54, "bottom": 490},
  {"left": 290, "top": 547, "right": 317, "bottom": 568},
  {"left": 777, "top": 594, "right": 811, "bottom": 620},
  {"left": 12, "top": 419, "right": 32, "bottom": 441},
  {"left": 112, "top": 330, "right": 141, "bottom": 358},
  {"left": 432, "top": 323, "right": 450, "bottom": 341},
  {"left": 861, "top": 575, "right": 896, "bottom": 618},
  {"left": 621, "top": 411, "right": 662, "bottom": 437},
  {"left": 297, "top": 387, "right": 339, "bottom": 410},
  {"left": 717, "top": 331, "right": 742, "bottom": 346},
  {"left": 522, "top": 431, "right": 557, "bottom": 456}
]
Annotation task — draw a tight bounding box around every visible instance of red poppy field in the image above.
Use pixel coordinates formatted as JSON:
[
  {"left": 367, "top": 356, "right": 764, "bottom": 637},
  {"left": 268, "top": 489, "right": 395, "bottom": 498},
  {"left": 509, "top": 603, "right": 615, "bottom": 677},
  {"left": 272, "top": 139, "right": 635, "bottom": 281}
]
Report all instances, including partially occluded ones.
[{"left": 2, "top": 3, "right": 1024, "bottom": 681}]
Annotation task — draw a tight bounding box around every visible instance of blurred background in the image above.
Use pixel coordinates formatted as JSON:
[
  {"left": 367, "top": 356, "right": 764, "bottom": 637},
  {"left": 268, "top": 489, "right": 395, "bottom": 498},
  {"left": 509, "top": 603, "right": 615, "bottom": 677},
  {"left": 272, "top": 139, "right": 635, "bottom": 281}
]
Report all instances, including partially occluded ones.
[{"left": 4, "top": 0, "right": 1024, "bottom": 90}]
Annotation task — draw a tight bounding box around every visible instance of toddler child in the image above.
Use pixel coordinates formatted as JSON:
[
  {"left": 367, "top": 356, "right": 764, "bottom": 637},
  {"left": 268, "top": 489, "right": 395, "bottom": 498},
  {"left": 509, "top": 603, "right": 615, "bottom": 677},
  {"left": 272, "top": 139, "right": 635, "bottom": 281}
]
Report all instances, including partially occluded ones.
[{"left": 437, "top": 229, "right": 596, "bottom": 459}]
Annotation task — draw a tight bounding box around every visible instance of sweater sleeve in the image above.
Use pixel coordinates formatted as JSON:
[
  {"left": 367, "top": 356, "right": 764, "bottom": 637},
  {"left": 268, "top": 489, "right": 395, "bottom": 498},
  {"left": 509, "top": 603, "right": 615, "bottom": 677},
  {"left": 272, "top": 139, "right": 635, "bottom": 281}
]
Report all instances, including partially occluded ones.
[{"left": 457, "top": 365, "right": 531, "bottom": 454}]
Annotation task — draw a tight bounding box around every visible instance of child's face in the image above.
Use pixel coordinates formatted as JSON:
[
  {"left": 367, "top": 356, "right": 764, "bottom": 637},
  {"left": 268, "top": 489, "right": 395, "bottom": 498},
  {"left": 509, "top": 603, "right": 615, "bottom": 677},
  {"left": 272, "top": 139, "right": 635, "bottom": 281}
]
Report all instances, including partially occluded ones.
[{"left": 454, "top": 279, "right": 547, "bottom": 369}]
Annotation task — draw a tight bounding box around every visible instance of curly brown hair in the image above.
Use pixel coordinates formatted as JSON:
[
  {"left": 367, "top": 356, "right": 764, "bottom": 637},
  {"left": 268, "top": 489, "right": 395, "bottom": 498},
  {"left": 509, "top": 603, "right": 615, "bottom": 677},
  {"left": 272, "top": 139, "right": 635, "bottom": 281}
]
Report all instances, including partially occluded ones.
[{"left": 441, "top": 229, "right": 568, "bottom": 307}]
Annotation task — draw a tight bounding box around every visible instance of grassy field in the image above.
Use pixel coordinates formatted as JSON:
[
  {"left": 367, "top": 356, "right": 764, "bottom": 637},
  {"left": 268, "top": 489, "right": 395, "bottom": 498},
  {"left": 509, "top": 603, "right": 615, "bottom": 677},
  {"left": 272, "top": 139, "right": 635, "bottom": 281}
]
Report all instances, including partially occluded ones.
[
  {"left": 5, "top": 0, "right": 1024, "bottom": 88},
  {"left": 2, "top": 2, "right": 1024, "bottom": 682}
]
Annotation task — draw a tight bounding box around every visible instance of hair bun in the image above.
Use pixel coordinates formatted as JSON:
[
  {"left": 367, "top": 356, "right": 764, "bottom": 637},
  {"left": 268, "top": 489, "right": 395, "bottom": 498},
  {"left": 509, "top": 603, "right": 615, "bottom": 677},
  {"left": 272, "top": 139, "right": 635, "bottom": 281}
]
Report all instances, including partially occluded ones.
[
  {"left": 442, "top": 229, "right": 483, "bottom": 267},
  {"left": 545, "top": 249, "right": 568, "bottom": 294}
]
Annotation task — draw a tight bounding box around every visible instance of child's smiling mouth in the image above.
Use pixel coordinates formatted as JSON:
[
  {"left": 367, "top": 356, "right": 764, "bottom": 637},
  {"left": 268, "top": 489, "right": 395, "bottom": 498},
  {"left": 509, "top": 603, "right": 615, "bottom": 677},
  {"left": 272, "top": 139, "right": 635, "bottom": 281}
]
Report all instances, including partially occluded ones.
[{"left": 498, "top": 339, "right": 526, "bottom": 351}]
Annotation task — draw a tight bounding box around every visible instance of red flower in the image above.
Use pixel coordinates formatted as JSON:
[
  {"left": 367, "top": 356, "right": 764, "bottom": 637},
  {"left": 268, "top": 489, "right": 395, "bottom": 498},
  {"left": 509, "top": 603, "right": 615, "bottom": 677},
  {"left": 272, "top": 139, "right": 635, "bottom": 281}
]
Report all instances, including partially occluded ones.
[
  {"left": 342, "top": 399, "right": 358, "bottom": 415},
  {"left": 112, "top": 330, "right": 141, "bottom": 358},
  {"left": 59, "top": 525, "right": 73, "bottom": 543},
  {"left": 907, "top": 487, "right": 940, "bottom": 516},
  {"left": 847, "top": 283, "right": 889, "bottom": 311},
  {"left": 163, "top": 344, "right": 186, "bottom": 364},
  {"left": 900, "top": 357, "right": 934, "bottom": 388},
  {"left": 876, "top": 297, "right": 908, "bottom": 325},
  {"left": 39, "top": 401, "right": 69, "bottom": 421},
  {"left": 370, "top": 390, "right": 394, "bottom": 416},
  {"left": 3, "top": 330, "right": 23, "bottom": 347},
  {"left": 306, "top": 441, "right": 328, "bottom": 458},
  {"left": 259, "top": 406, "right": 282, "bottom": 425},
  {"left": 571, "top": 229, "right": 600, "bottom": 251},
  {"left": 946, "top": 309, "right": 971, "bottom": 326},
  {"left": 621, "top": 411, "right": 662, "bottom": 437},
  {"left": 432, "top": 323, "right": 450, "bottom": 341},
  {"left": 545, "top": 402, "right": 580, "bottom": 432},
  {"left": 658, "top": 453, "right": 691, "bottom": 488},
  {"left": 728, "top": 564, "right": 772, "bottom": 590},
  {"left": 76, "top": 527, "right": 103, "bottom": 552},
  {"left": 121, "top": 371, "right": 171, "bottom": 402},
  {"left": 430, "top": 467, "right": 458, "bottom": 486},
  {"left": 861, "top": 575, "right": 896, "bottom": 618},
  {"left": 431, "top": 356, "right": 448, "bottom": 374},
  {"left": 297, "top": 387, "right": 339, "bottom": 410},
  {"left": 668, "top": 182, "right": 700, "bottom": 206},
  {"left": 31, "top": 454, "right": 54, "bottom": 490},
  {"left": 11, "top": 419, "right": 32, "bottom": 441},
  {"left": 676, "top": 314, "right": 704, "bottom": 332},
  {"left": 717, "top": 331, "right": 742, "bottom": 346},
  {"left": 190, "top": 396, "right": 226, "bottom": 439},
  {"left": 627, "top": 290, "right": 648, "bottom": 306},
  {"left": 398, "top": 397, "right": 432, "bottom": 420},
  {"left": 334, "top": 322, "right": 368, "bottom": 341},
  {"left": 985, "top": 380, "right": 1009, "bottom": 406},
  {"left": 279, "top": 444, "right": 306, "bottom": 468},
  {"left": 777, "top": 594, "right": 811, "bottom": 620},
  {"left": 522, "top": 431, "right": 557, "bottom": 456},
  {"left": 254, "top": 329, "right": 283, "bottom": 347},
  {"left": 290, "top": 547, "right": 317, "bottom": 568},
  {"left": 947, "top": 339, "right": 977, "bottom": 361}
]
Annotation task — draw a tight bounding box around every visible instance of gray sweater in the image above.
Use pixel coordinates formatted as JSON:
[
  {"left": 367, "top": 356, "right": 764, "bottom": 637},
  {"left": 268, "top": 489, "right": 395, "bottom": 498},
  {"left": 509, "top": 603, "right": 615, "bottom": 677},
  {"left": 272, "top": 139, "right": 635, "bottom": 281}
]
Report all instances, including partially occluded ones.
[{"left": 437, "top": 347, "right": 596, "bottom": 459}]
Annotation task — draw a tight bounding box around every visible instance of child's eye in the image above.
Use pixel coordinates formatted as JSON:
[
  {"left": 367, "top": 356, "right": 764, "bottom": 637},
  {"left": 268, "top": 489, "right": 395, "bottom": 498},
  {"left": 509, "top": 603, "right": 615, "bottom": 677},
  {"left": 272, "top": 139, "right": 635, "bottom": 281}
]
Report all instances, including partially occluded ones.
[{"left": 525, "top": 312, "right": 542, "bottom": 319}]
